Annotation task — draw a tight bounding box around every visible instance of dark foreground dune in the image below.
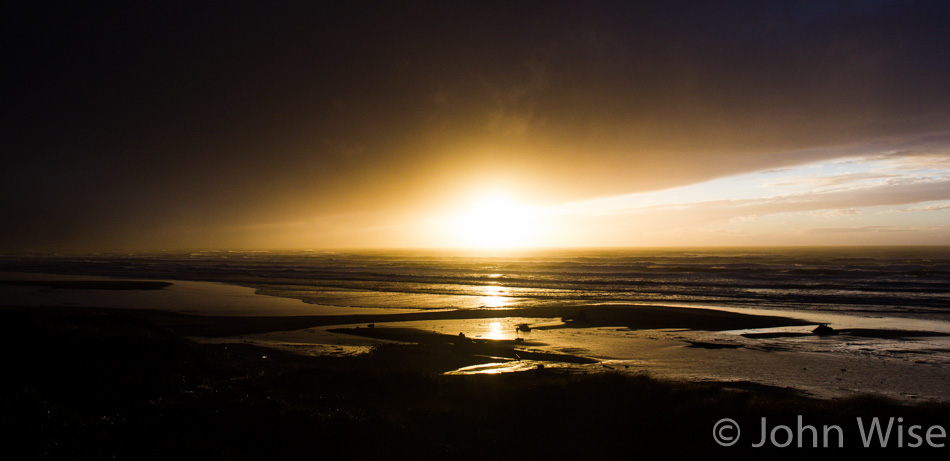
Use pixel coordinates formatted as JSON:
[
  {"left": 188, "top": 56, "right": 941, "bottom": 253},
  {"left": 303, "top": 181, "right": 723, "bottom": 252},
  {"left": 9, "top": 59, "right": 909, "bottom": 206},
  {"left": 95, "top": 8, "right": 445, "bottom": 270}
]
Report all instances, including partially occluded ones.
[{"left": 3, "top": 306, "right": 949, "bottom": 459}]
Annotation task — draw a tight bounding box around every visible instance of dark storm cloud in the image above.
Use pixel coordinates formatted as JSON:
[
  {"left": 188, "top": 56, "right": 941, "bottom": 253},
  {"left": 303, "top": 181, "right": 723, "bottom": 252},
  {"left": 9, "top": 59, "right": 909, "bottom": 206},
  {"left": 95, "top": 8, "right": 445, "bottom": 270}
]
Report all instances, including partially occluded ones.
[{"left": 3, "top": 0, "right": 949, "bottom": 250}]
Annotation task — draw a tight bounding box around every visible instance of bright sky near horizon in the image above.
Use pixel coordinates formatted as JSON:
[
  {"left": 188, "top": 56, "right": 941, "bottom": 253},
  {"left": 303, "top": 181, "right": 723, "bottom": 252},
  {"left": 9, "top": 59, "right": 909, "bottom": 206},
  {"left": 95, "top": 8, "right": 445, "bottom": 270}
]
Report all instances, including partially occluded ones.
[
  {"left": 4, "top": 1, "right": 950, "bottom": 251},
  {"left": 397, "top": 147, "right": 950, "bottom": 248}
]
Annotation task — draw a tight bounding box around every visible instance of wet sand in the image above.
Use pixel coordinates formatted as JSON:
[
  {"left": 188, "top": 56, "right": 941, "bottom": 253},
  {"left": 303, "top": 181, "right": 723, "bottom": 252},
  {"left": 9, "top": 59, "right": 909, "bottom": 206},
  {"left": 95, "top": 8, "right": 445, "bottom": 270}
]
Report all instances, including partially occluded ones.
[
  {"left": 5, "top": 274, "right": 950, "bottom": 457},
  {"left": 4, "top": 273, "right": 950, "bottom": 402},
  {"left": 7, "top": 302, "right": 948, "bottom": 459},
  {"left": 0, "top": 271, "right": 409, "bottom": 316}
]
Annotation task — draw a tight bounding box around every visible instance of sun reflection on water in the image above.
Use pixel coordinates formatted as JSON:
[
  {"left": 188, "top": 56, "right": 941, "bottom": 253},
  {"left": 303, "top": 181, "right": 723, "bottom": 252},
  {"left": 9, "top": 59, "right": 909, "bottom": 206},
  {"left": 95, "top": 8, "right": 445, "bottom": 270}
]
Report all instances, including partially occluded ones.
[
  {"left": 477, "top": 285, "right": 512, "bottom": 308},
  {"left": 486, "top": 321, "right": 504, "bottom": 340}
]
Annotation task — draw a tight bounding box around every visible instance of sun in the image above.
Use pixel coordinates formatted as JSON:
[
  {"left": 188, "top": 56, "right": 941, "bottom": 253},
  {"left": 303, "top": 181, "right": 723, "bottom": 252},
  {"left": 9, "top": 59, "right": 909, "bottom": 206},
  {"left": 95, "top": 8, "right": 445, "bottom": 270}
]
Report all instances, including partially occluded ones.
[{"left": 453, "top": 194, "right": 538, "bottom": 249}]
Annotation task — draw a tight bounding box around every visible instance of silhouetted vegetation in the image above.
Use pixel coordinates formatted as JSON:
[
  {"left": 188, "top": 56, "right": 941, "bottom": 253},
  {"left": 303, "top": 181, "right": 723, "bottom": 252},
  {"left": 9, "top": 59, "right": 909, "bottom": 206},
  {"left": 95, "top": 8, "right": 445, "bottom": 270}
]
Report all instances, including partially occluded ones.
[{"left": 2, "top": 307, "right": 947, "bottom": 459}]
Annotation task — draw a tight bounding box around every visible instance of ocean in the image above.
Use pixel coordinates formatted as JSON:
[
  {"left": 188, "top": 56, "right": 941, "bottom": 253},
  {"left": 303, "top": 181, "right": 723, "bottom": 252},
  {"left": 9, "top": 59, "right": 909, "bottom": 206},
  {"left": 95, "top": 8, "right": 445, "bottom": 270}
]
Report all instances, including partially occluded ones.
[
  {"left": 3, "top": 246, "right": 950, "bottom": 400},
  {"left": 3, "top": 247, "right": 948, "bottom": 319}
]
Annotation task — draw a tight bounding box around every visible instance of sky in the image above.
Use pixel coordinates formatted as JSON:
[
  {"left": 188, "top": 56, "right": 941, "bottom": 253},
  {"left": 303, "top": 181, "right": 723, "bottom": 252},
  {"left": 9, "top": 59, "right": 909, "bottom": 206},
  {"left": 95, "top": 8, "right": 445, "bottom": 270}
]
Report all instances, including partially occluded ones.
[{"left": 3, "top": 0, "right": 950, "bottom": 252}]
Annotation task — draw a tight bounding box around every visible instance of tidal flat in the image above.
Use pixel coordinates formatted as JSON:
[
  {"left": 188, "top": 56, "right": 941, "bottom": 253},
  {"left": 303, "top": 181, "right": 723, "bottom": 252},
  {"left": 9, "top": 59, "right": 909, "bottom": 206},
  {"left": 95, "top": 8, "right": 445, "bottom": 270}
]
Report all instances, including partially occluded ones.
[
  {"left": 3, "top": 305, "right": 949, "bottom": 459},
  {"left": 3, "top": 272, "right": 950, "bottom": 458}
]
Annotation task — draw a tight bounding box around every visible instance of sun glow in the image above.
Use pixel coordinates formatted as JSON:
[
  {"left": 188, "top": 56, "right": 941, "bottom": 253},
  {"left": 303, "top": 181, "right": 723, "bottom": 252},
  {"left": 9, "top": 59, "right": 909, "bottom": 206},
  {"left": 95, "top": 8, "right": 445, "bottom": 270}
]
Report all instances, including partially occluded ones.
[{"left": 453, "top": 195, "right": 539, "bottom": 248}]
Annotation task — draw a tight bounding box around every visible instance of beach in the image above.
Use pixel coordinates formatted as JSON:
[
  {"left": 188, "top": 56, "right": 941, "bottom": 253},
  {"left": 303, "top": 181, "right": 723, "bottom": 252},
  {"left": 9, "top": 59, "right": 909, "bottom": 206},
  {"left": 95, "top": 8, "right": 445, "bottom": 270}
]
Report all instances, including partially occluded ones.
[
  {"left": 3, "top": 269, "right": 949, "bottom": 401},
  {"left": 8, "top": 1, "right": 950, "bottom": 457},
  {"left": 3, "top": 253, "right": 950, "bottom": 457}
]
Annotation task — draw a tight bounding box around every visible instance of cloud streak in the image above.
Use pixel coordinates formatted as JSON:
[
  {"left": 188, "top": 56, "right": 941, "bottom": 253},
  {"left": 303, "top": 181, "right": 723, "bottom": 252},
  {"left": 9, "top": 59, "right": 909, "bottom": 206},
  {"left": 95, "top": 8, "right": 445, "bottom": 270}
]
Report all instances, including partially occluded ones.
[{"left": 535, "top": 152, "right": 950, "bottom": 246}]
